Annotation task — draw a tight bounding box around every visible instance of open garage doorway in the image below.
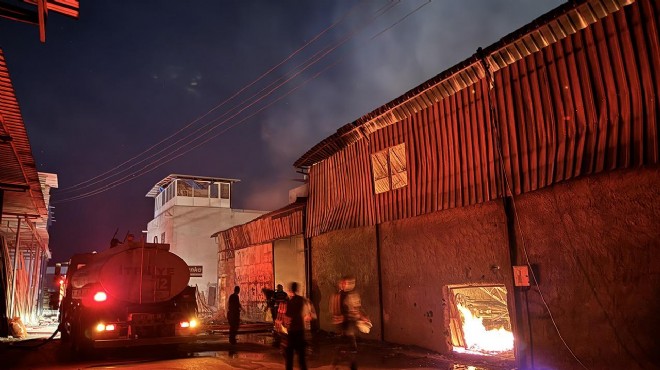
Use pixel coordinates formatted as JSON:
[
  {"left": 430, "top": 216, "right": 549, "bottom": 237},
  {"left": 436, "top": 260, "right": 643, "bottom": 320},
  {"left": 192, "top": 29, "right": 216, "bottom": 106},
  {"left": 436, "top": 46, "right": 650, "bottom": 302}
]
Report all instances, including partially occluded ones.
[
  {"left": 273, "top": 235, "right": 306, "bottom": 297},
  {"left": 446, "top": 284, "right": 514, "bottom": 358}
]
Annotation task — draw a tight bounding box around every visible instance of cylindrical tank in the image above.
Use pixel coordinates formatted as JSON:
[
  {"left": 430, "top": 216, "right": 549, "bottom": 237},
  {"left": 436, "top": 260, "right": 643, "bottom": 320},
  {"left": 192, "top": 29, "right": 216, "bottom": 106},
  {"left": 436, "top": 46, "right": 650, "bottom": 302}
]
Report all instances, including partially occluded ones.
[{"left": 71, "top": 245, "right": 190, "bottom": 304}]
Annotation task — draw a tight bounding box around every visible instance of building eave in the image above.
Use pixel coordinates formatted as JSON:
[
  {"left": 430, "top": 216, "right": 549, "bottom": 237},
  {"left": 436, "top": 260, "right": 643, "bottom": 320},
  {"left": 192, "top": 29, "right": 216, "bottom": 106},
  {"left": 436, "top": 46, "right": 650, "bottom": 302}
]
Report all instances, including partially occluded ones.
[{"left": 0, "top": 48, "right": 47, "bottom": 219}]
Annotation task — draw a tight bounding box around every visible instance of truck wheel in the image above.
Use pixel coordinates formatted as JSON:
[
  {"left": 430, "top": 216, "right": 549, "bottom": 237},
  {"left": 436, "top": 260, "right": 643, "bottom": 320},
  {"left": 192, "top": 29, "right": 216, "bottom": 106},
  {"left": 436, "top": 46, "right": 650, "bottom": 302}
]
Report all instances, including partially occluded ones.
[
  {"left": 59, "top": 321, "right": 70, "bottom": 342},
  {"left": 71, "top": 317, "right": 93, "bottom": 357}
]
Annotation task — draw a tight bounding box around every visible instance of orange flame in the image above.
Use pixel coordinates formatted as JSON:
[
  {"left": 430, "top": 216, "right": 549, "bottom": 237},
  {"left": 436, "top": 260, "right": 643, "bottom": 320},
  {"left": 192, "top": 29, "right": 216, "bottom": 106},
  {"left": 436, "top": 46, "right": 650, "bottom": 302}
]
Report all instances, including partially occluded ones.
[{"left": 456, "top": 303, "right": 514, "bottom": 353}]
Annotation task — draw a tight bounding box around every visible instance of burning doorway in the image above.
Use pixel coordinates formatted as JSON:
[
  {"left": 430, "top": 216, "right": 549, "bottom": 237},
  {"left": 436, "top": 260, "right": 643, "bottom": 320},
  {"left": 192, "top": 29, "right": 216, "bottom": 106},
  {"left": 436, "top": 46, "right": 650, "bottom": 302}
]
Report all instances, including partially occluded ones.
[{"left": 447, "top": 284, "right": 514, "bottom": 356}]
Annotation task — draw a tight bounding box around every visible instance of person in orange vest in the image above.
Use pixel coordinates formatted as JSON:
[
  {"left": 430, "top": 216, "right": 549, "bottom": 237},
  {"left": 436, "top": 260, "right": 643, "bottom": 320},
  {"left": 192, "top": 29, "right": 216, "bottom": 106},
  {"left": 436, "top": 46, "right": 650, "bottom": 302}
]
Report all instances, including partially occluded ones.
[
  {"left": 272, "top": 284, "right": 289, "bottom": 347},
  {"left": 330, "top": 276, "right": 370, "bottom": 370}
]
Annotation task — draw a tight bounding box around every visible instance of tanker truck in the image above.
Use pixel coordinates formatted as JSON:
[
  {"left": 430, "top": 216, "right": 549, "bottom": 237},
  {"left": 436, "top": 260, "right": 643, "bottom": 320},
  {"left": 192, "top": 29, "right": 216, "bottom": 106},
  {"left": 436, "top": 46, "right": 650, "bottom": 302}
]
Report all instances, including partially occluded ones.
[{"left": 57, "top": 240, "right": 199, "bottom": 352}]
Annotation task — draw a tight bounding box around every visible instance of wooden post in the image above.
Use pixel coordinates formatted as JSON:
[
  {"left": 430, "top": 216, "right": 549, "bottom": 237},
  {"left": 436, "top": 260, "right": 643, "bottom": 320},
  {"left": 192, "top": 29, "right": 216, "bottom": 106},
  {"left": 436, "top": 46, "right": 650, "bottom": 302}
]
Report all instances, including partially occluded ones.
[
  {"left": 0, "top": 189, "right": 8, "bottom": 337},
  {"left": 29, "top": 241, "right": 42, "bottom": 322},
  {"left": 9, "top": 217, "right": 22, "bottom": 318}
]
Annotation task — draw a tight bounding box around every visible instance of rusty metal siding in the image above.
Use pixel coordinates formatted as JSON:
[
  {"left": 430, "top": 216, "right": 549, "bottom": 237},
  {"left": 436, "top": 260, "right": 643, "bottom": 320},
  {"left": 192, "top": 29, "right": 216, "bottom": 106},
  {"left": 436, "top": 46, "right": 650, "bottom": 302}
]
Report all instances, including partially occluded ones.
[
  {"left": 304, "top": 0, "right": 657, "bottom": 238},
  {"left": 367, "top": 79, "right": 502, "bottom": 225},
  {"left": 307, "top": 140, "right": 375, "bottom": 236},
  {"left": 0, "top": 49, "right": 47, "bottom": 218},
  {"left": 494, "top": 0, "right": 659, "bottom": 195},
  {"left": 217, "top": 203, "right": 304, "bottom": 251},
  {"left": 307, "top": 80, "right": 502, "bottom": 232}
]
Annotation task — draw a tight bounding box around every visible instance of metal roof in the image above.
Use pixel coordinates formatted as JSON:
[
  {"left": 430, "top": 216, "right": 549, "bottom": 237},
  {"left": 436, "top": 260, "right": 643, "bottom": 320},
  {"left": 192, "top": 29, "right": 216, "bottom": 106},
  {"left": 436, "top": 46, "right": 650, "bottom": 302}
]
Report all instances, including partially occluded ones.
[
  {"left": 0, "top": 48, "right": 52, "bottom": 259},
  {"left": 0, "top": 0, "right": 80, "bottom": 43},
  {"left": 294, "top": 0, "right": 634, "bottom": 168},
  {"left": 211, "top": 199, "right": 305, "bottom": 238},
  {"left": 146, "top": 173, "right": 241, "bottom": 197},
  {"left": 0, "top": 48, "right": 47, "bottom": 219}
]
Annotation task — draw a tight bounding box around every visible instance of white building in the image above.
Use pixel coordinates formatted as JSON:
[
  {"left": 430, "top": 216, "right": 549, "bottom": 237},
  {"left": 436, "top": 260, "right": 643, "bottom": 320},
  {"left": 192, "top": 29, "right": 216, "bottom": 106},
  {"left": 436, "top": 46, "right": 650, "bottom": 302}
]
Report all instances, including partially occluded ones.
[{"left": 145, "top": 174, "right": 267, "bottom": 307}]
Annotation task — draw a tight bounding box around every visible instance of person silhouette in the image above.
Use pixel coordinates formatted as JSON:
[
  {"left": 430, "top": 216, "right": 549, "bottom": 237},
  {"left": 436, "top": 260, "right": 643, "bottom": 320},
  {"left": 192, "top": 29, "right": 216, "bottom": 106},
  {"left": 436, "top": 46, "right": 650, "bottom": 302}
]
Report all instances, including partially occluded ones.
[
  {"left": 272, "top": 284, "right": 289, "bottom": 347},
  {"left": 227, "top": 285, "right": 243, "bottom": 345},
  {"left": 284, "top": 282, "right": 308, "bottom": 370}
]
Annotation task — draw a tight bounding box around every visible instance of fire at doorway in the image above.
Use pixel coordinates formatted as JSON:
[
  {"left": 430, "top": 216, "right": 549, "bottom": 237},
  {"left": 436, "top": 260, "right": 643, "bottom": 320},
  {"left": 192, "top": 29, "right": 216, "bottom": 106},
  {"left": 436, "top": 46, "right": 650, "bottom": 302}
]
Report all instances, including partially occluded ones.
[{"left": 447, "top": 285, "right": 514, "bottom": 357}]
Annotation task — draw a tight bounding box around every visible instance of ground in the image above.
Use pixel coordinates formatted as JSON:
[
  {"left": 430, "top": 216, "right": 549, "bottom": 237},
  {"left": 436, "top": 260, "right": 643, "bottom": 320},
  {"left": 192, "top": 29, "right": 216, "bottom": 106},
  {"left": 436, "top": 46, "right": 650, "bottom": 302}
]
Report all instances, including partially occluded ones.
[{"left": 0, "top": 323, "right": 515, "bottom": 369}]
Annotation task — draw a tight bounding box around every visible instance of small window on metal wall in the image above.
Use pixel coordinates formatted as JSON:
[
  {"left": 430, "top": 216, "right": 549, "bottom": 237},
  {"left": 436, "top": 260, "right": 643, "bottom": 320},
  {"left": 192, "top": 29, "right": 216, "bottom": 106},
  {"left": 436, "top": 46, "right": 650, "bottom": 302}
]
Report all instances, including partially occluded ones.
[
  {"left": 371, "top": 143, "right": 407, "bottom": 194},
  {"left": 210, "top": 183, "right": 219, "bottom": 198},
  {"left": 160, "top": 232, "right": 166, "bottom": 243}
]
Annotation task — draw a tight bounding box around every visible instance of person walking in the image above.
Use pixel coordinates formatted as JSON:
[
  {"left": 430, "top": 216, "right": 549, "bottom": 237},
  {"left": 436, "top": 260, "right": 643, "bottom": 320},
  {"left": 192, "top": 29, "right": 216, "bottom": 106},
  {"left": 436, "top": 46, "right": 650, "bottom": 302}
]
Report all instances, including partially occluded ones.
[
  {"left": 227, "top": 285, "right": 243, "bottom": 345},
  {"left": 330, "top": 276, "right": 369, "bottom": 370},
  {"left": 272, "top": 284, "right": 289, "bottom": 347},
  {"left": 273, "top": 284, "right": 289, "bottom": 316},
  {"left": 284, "top": 282, "right": 308, "bottom": 370},
  {"left": 262, "top": 287, "right": 275, "bottom": 321}
]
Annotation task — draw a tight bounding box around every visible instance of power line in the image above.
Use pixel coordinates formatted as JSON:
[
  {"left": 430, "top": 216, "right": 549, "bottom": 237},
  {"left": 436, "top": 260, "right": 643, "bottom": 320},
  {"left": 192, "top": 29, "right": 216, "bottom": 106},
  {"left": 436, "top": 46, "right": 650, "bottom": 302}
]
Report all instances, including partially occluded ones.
[
  {"left": 371, "top": 0, "right": 430, "bottom": 40},
  {"left": 58, "top": 0, "right": 367, "bottom": 194},
  {"left": 54, "top": 56, "right": 347, "bottom": 204},
  {"left": 53, "top": 0, "right": 428, "bottom": 203}
]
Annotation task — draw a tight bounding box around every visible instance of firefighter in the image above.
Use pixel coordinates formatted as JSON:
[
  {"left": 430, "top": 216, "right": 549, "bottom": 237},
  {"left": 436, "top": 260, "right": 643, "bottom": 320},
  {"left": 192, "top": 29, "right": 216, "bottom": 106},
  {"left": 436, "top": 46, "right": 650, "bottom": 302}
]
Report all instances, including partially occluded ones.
[
  {"left": 272, "top": 284, "right": 289, "bottom": 347},
  {"left": 330, "top": 276, "right": 370, "bottom": 370}
]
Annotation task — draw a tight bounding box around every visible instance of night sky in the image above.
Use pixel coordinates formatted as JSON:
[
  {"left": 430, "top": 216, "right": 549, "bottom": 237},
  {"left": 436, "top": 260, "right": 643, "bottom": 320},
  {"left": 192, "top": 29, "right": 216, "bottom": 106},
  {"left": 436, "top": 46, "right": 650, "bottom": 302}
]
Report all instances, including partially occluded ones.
[{"left": 0, "top": 0, "right": 562, "bottom": 262}]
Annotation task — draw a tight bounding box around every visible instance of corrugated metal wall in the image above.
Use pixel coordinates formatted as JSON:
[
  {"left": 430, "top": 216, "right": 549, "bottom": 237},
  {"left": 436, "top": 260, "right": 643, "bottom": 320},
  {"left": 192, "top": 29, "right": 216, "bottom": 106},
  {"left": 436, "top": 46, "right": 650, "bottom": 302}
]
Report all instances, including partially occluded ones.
[
  {"left": 306, "top": 0, "right": 658, "bottom": 237},
  {"left": 307, "top": 140, "right": 376, "bottom": 236},
  {"left": 370, "top": 79, "right": 502, "bottom": 224},
  {"left": 217, "top": 203, "right": 305, "bottom": 251},
  {"left": 496, "top": 0, "right": 659, "bottom": 195}
]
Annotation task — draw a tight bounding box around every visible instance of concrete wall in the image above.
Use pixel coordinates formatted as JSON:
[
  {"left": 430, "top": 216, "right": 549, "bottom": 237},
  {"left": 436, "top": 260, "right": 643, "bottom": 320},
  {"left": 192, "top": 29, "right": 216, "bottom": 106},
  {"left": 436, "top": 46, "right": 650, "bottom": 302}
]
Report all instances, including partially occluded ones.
[
  {"left": 306, "top": 166, "right": 659, "bottom": 369},
  {"left": 511, "top": 166, "right": 660, "bottom": 370},
  {"left": 217, "top": 249, "right": 236, "bottom": 317},
  {"left": 310, "top": 226, "right": 382, "bottom": 340},
  {"left": 379, "top": 201, "right": 512, "bottom": 354},
  {"left": 147, "top": 206, "right": 265, "bottom": 304}
]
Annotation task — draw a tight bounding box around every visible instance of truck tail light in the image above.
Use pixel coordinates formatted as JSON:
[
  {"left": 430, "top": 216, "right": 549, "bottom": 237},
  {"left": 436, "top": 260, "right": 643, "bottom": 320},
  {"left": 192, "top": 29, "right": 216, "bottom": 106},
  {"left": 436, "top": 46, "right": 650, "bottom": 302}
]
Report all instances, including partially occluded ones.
[{"left": 93, "top": 291, "right": 107, "bottom": 302}]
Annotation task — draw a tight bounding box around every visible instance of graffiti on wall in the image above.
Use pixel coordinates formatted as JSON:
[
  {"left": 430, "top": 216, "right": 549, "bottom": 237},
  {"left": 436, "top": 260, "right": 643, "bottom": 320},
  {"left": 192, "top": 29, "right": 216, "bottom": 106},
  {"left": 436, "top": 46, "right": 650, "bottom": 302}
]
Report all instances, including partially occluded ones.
[{"left": 234, "top": 244, "right": 273, "bottom": 321}]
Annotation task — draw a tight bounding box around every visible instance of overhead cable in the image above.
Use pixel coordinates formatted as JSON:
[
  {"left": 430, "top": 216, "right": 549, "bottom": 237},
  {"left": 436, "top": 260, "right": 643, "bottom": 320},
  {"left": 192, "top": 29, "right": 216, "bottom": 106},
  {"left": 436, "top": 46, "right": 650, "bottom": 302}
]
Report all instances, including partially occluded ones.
[
  {"left": 58, "top": 0, "right": 367, "bottom": 194},
  {"left": 53, "top": 0, "right": 431, "bottom": 203}
]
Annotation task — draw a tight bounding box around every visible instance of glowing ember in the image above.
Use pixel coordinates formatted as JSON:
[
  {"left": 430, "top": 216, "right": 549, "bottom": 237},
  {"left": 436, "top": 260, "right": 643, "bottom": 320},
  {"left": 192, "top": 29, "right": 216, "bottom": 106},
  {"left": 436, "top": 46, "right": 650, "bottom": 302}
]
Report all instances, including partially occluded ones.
[{"left": 456, "top": 303, "right": 514, "bottom": 353}]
